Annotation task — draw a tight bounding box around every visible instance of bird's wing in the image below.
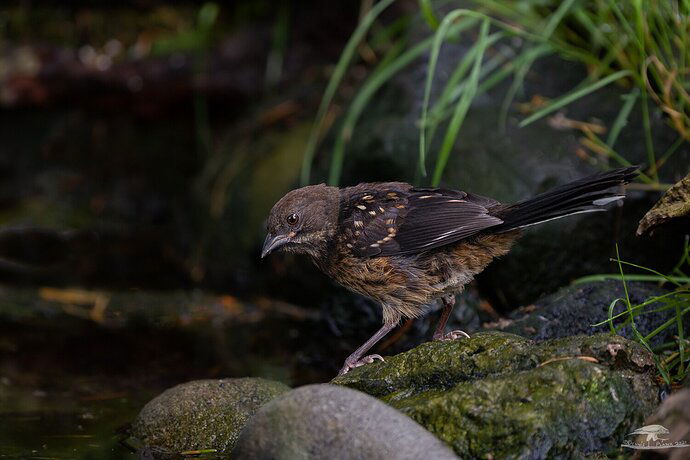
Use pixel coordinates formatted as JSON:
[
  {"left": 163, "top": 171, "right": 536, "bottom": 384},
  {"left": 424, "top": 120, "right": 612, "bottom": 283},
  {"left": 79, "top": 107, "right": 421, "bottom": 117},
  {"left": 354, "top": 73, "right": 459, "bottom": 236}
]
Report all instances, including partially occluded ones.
[
  {"left": 337, "top": 184, "right": 411, "bottom": 257},
  {"left": 339, "top": 185, "right": 503, "bottom": 257}
]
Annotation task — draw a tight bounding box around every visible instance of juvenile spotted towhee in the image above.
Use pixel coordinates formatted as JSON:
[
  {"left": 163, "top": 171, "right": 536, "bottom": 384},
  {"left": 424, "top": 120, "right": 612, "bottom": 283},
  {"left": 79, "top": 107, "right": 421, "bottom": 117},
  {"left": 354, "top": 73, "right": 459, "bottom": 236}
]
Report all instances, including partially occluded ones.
[{"left": 262, "top": 167, "right": 638, "bottom": 375}]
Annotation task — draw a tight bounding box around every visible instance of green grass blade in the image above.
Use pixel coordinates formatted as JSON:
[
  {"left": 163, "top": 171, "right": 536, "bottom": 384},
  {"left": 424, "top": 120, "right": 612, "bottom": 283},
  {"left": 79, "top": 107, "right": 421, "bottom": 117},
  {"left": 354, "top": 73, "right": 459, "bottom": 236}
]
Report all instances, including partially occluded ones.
[
  {"left": 430, "top": 18, "right": 490, "bottom": 186},
  {"left": 518, "top": 70, "right": 632, "bottom": 128},
  {"left": 495, "top": 0, "right": 575, "bottom": 132},
  {"left": 579, "top": 132, "right": 655, "bottom": 184},
  {"left": 591, "top": 291, "right": 688, "bottom": 326},
  {"left": 498, "top": 44, "right": 552, "bottom": 132},
  {"left": 640, "top": 88, "right": 658, "bottom": 182},
  {"left": 606, "top": 88, "right": 639, "bottom": 148},
  {"left": 328, "top": 17, "right": 477, "bottom": 186},
  {"left": 431, "top": 35, "right": 508, "bottom": 123},
  {"left": 425, "top": 31, "right": 502, "bottom": 147},
  {"left": 615, "top": 259, "right": 687, "bottom": 288},
  {"left": 419, "top": 0, "right": 439, "bottom": 30},
  {"left": 614, "top": 245, "right": 651, "bottom": 351},
  {"left": 605, "top": 298, "right": 625, "bottom": 333},
  {"left": 418, "top": 8, "right": 535, "bottom": 178},
  {"left": 541, "top": 0, "right": 578, "bottom": 38},
  {"left": 300, "top": 0, "right": 395, "bottom": 185},
  {"left": 427, "top": 26, "right": 490, "bottom": 126},
  {"left": 607, "top": 0, "right": 643, "bottom": 52},
  {"left": 645, "top": 306, "right": 690, "bottom": 342},
  {"left": 328, "top": 39, "right": 423, "bottom": 185},
  {"left": 419, "top": 9, "right": 472, "bottom": 178},
  {"left": 574, "top": 274, "right": 690, "bottom": 284},
  {"left": 656, "top": 136, "right": 686, "bottom": 170}
]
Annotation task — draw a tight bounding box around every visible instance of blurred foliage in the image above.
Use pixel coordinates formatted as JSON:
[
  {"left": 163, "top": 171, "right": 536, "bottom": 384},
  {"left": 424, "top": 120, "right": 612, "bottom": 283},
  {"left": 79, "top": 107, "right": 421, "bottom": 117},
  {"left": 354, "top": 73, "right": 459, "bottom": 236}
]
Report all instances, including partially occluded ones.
[
  {"left": 150, "top": 2, "right": 219, "bottom": 55},
  {"left": 0, "top": 1, "right": 276, "bottom": 56}
]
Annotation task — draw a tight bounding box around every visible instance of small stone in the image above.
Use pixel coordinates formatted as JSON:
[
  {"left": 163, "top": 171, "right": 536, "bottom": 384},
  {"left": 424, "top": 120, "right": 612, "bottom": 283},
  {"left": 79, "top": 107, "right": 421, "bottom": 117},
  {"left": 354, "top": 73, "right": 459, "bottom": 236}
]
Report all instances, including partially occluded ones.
[
  {"left": 233, "top": 384, "right": 457, "bottom": 459},
  {"left": 131, "top": 377, "right": 289, "bottom": 455}
]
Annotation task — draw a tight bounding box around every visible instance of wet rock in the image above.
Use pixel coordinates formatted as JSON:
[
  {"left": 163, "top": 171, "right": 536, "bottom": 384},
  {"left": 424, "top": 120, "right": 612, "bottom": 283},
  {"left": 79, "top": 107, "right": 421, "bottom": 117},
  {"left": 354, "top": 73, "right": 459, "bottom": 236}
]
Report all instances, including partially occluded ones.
[
  {"left": 497, "top": 281, "right": 687, "bottom": 346},
  {"left": 632, "top": 389, "right": 690, "bottom": 460},
  {"left": 333, "top": 331, "right": 659, "bottom": 458},
  {"left": 233, "top": 384, "right": 457, "bottom": 460},
  {"left": 637, "top": 172, "right": 690, "bottom": 236},
  {"left": 131, "top": 377, "right": 290, "bottom": 456}
]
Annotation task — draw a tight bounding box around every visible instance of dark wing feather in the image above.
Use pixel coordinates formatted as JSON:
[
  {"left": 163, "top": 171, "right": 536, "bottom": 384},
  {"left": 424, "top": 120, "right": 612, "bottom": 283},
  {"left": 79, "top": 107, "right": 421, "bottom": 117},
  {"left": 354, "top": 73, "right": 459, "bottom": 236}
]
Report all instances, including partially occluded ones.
[
  {"left": 383, "top": 190, "right": 503, "bottom": 255},
  {"left": 338, "top": 185, "right": 503, "bottom": 258},
  {"left": 338, "top": 184, "right": 410, "bottom": 257}
]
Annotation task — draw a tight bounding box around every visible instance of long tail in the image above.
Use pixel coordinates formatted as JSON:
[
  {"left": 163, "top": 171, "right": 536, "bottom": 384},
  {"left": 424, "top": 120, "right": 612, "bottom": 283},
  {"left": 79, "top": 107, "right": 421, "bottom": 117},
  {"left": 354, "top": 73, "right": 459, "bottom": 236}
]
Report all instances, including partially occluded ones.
[{"left": 493, "top": 166, "right": 638, "bottom": 231}]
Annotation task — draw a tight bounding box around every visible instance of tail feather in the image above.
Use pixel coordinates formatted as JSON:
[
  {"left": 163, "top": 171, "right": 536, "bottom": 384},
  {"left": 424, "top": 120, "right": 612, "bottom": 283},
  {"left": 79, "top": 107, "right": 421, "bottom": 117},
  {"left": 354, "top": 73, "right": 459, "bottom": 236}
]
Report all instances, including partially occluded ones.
[{"left": 493, "top": 166, "right": 638, "bottom": 231}]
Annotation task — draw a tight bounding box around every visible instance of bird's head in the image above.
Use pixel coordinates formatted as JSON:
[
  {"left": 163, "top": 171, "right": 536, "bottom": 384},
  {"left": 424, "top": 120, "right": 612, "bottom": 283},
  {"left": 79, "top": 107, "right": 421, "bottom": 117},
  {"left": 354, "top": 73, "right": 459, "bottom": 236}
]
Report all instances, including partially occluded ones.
[{"left": 261, "top": 184, "right": 340, "bottom": 260}]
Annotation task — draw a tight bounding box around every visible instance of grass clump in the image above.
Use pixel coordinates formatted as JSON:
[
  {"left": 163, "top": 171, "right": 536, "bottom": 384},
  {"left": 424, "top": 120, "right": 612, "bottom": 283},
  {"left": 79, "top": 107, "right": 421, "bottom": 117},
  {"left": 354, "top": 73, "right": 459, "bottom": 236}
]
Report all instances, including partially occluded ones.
[
  {"left": 580, "top": 239, "right": 690, "bottom": 386},
  {"left": 303, "top": 0, "right": 689, "bottom": 187}
]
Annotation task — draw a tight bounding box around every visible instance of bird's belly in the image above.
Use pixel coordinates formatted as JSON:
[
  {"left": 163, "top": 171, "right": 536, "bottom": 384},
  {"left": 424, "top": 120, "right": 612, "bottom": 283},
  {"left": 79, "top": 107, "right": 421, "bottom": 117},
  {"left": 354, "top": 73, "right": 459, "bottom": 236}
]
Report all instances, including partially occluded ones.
[
  {"left": 430, "top": 271, "right": 475, "bottom": 296},
  {"left": 321, "top": 232, "right": 517, "bottom": 321},
  {"left": 324, "top": 255, "right": 428, "bottom": 310}
]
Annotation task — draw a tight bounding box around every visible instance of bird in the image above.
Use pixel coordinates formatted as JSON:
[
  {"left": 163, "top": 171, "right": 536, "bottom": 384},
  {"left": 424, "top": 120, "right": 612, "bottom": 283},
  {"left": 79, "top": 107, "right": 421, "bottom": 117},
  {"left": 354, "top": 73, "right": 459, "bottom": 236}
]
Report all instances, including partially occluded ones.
[{"left": 261, "top": 166, "right": 638, "bottom": 375}]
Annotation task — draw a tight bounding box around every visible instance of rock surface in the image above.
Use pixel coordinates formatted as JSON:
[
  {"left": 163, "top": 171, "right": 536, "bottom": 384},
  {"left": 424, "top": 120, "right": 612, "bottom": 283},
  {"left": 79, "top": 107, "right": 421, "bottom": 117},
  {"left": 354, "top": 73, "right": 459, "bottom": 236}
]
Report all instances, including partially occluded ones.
[
  {"left": 632, "top": 388, "right": 690, "bottom": 460},
  {"left": 333, "top": 331, "right": 660, "bottom": 459},
  {"left": 131, "top": 377, "right": 290, "bottom": 455},
  {"left": 497, "top": 281, "right": 687, "bottom": 346},
  {"left": 233, "top": 384, "right": 457, "bottom": 460},
  {"left": 637, "top": 172, "right": 690, "bottom": 235}
]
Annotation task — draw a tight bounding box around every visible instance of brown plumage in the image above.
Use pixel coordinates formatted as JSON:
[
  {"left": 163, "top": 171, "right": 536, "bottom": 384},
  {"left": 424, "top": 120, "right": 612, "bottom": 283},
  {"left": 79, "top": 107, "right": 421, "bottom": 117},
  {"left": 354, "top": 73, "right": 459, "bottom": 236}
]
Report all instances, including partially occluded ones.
[{"left": 262, "top": 167, "right": 638, "bottom": 375}]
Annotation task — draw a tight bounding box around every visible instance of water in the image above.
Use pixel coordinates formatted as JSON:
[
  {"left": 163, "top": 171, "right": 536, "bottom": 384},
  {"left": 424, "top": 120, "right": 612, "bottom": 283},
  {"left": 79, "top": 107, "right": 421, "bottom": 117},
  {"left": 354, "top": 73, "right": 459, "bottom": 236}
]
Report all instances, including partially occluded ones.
[{"left": 0, "top": 287, "right": 340, "bottom": 458}]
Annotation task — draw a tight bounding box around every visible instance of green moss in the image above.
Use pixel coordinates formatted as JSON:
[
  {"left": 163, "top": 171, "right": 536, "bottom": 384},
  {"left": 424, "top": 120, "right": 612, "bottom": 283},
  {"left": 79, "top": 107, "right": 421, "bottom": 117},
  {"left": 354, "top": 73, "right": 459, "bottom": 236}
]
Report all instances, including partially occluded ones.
[{"left": 333, "top": 331, "right": 659, "bottom": 458}]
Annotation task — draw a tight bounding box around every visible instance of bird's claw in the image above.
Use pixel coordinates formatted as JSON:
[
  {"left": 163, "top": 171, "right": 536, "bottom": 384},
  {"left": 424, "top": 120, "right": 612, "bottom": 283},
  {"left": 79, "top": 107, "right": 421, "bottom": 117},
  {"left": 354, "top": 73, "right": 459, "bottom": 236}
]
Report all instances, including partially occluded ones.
[
  {"left": 434, "top": 330, "right": 470, "bottom": 341},
  {"left": 338, "top": 354, "right": 385, "bottom": 375}
]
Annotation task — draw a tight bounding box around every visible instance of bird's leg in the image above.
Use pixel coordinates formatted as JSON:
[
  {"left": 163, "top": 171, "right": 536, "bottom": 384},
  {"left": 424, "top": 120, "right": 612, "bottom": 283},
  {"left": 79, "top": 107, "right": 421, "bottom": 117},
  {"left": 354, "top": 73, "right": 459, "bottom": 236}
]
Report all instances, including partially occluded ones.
[
  {"left": 433, "top": 295, "right": 470, "bottom": 341},
  {"left": 339, "top": 322, "right": 396, "bottom": 376}
]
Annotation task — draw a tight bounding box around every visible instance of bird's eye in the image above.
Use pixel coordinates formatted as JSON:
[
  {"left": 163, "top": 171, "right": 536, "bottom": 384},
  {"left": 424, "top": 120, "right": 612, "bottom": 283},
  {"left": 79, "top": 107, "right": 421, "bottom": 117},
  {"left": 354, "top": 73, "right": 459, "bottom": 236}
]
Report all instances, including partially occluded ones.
[{"left": 286, "top": 213, "right": 299, "bottom": 225}]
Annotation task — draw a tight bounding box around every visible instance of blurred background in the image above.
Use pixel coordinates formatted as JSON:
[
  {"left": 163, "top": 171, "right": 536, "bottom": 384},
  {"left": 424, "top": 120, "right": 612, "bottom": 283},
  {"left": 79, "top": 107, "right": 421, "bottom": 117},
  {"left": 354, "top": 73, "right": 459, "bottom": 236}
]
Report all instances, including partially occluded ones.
[{"left": 1, "top": 0, "right": 688, "bottom": 458}]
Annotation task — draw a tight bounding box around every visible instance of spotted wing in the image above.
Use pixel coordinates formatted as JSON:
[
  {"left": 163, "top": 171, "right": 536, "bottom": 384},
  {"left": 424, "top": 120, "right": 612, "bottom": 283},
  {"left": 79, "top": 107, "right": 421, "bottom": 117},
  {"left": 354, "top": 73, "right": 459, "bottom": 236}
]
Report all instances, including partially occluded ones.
[
  {"left": 384, "top": 189, "right": 503, "bottom": 255},
  {"left": 339, "top": 185, "right": 503, "bottom": 257},
  {"left": 338, "top": 185, "right": 411, "bottom": 257}
]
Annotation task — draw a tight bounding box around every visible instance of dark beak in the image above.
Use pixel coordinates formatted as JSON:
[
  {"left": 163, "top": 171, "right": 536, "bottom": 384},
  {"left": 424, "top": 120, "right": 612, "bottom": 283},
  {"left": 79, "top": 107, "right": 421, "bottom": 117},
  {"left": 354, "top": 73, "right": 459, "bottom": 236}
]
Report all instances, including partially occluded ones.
[{"left": 261, "top": 233, "right": 289, "bottom": 258}]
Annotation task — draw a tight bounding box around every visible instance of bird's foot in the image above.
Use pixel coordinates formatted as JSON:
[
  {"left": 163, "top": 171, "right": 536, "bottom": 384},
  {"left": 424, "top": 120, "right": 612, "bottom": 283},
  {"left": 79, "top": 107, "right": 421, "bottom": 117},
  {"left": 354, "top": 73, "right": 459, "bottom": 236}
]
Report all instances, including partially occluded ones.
[
  {"left": 433, "top": 330, "right": 470, "bottom": 341},
  {"left": 338, "top": 354, "right": 384, "bottom": 376}
]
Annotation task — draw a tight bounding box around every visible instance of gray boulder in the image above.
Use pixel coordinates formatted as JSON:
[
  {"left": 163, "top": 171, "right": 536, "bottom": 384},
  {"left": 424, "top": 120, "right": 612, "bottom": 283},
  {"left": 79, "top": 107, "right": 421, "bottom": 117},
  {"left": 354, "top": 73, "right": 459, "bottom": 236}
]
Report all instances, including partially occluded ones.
[
  {"left": 131, "top": 377, "right": 290, "bottom": 456},
  {"left": 233, "top": 384, "right": 457, "bottom": 459}
]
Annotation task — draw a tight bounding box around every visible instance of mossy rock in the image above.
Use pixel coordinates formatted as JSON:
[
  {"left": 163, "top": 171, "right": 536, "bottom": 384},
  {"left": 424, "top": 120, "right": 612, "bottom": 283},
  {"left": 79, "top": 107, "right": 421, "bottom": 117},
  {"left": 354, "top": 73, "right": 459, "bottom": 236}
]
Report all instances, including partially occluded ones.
[
  {"left": 131, "top": 377, "right": 290, "bottom": 455},
  {"left": 333, "top": 332, "right": 660, "bottom": 458}
]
